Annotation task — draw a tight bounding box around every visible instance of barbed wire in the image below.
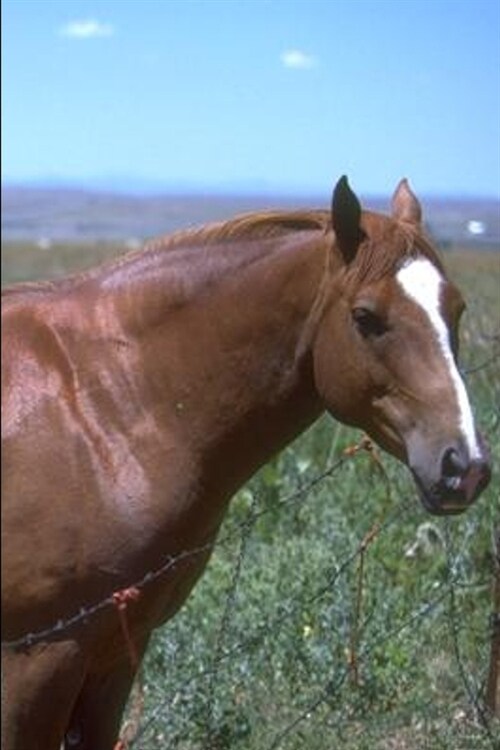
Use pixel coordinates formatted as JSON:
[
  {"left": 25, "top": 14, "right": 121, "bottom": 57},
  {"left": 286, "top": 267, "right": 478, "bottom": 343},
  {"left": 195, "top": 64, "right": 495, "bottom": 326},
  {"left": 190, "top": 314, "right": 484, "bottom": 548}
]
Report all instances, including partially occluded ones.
[
  {"left": 128, "top": 496, "right": 412, "bottom": 749},
  {"left": 1, "top": 446, "right": 369, "bottom": 653},
  {"left": 3, "top": 431, "right": 498, "bottom": 749},
  {"left": 3, "top": 362, "right": 499, "bottom": 749},
  {"left": 126, "top": 445, "right": 499, "bottom": 749},
  {"left": 129, "top": 526, "right": 498, "bottom": 750}
]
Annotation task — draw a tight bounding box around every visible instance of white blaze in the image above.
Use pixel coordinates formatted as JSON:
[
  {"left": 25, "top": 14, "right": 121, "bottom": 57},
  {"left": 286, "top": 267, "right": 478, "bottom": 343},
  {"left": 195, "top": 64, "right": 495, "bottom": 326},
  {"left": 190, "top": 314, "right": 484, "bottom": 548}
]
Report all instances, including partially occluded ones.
[{"left": 396, "top": 258, "right": 481, "bottom": 460}]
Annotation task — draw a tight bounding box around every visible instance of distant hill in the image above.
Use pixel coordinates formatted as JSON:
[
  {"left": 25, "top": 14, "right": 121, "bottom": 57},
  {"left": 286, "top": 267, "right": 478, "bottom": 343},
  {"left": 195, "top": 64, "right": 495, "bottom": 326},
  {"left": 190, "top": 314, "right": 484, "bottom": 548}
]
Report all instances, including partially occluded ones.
[{"left": 2, "top": 184, "right": 499, "bottom": 247}]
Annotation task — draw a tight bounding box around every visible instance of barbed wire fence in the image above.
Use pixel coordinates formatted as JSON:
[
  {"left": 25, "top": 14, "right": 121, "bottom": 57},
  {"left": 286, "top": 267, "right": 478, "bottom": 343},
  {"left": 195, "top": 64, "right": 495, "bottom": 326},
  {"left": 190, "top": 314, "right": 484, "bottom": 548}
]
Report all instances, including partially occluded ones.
[
  {"left": 3, "top": 435, "right": 499, "bottom": 750},
  {"left": 2, "top": 359, "right": 499, "bottom": 750},
  {"left": 120, "top": 426, "right": 500, "bottom": 750}
]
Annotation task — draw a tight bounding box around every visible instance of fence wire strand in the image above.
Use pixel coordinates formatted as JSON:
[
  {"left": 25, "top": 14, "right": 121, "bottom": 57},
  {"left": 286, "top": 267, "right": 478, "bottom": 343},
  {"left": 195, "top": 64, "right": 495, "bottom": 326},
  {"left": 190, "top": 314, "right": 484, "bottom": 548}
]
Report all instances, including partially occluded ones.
[
  {"left": 3, "top": 396, "right": 499, "bottom": 749},
  {"left": 130, "top": 434, "right": 498, "bottom": 749}
]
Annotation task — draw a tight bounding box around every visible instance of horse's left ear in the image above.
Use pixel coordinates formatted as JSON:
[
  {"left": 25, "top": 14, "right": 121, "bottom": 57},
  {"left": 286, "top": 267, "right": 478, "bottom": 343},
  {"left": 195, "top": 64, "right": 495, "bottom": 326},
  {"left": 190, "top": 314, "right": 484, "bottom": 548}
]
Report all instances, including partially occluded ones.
[
  {"left": 331, "top": 176, "right": 365, "bottom": 265},
  {"left": 391, "top": 178, "right": 422, "bottom": 225}
]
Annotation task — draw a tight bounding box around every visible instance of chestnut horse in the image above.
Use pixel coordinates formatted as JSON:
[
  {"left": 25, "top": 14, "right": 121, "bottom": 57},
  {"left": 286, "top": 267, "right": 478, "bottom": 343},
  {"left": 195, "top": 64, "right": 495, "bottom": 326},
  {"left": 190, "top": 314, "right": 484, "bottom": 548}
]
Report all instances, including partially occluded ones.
[{"left": 1, "top": 178, "right": 491, "bottom": 749}]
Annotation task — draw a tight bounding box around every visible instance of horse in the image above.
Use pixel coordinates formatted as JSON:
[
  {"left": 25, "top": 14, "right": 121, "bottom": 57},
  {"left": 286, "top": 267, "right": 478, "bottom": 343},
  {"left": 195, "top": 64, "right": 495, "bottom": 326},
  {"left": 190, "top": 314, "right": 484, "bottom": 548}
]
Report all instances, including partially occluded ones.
[{"left": 1, "top": 177, "right": 491, "bottom": 749}]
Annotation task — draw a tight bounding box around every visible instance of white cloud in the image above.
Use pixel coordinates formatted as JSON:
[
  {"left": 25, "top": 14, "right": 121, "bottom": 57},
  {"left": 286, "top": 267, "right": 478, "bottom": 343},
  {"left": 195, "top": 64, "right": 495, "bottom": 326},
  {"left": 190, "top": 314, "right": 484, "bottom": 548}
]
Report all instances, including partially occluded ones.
[
  {"left": 280, "top": 49, "right": 318, "bottom": 70},
  {"left": 59, "top": 19, "right": 115, "bottom": 39}
]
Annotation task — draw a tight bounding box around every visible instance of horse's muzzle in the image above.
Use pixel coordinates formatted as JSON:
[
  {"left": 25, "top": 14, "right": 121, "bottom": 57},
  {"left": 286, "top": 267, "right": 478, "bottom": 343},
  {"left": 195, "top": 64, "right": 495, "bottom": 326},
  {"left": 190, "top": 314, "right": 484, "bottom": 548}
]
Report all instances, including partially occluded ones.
[{"left": 412, "top": 437, "right": 491, "bottom": 516}]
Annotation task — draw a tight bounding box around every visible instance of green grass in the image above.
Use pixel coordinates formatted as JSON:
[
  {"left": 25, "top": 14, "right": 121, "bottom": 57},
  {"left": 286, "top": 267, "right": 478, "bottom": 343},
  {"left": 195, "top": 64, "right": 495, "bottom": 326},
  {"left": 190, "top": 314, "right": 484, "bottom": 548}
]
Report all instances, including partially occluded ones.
[
  {"left": 1, "top": 240, "right": 123, "bottom": 285},
  {"left": 2, "top": 241, "right": 499, "bottom": 749}
]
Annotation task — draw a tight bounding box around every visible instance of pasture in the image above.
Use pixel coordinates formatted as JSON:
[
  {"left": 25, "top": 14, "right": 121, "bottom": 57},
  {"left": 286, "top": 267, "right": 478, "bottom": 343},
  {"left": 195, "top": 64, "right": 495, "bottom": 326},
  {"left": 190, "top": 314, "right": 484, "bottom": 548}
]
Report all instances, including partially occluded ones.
[{"left": 2, "top": 239, "right": 499, "bottom": 749}]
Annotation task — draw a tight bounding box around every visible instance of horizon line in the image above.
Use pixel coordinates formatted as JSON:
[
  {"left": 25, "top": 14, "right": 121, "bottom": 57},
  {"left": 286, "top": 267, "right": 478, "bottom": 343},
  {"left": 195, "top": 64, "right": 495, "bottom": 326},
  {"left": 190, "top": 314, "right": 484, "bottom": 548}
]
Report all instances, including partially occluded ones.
[{"left": 2, "top": 176, "right": 499, "bottom": 202}]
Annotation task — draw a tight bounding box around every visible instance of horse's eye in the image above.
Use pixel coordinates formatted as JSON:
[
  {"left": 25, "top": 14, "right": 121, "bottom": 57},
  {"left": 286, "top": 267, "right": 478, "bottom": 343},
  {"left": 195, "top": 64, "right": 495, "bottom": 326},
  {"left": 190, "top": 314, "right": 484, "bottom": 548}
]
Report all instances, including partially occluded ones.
[{"left": 352, "top": 307, "right": 387, "bottom": 338}]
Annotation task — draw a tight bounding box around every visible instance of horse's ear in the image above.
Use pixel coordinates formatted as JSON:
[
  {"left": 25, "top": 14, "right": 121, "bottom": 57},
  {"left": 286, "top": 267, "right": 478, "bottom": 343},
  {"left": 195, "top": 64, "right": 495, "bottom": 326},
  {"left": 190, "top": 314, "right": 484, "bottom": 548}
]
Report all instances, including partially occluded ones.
[
  {"left": 331, "top": 176, "right": 365, "bottom": 265},
  {"left": 391, "top": 178, "right": 422, "bottom": 225}
]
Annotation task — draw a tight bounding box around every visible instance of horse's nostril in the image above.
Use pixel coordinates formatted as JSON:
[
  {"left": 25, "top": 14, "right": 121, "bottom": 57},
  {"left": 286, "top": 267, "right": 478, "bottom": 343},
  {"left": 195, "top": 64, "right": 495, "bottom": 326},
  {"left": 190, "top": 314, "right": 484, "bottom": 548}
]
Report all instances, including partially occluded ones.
[
  {"left": 65, "top": 726, "right": 83, "bottom": 747},
  {"left": 441, "top": 447, "right": 466, "bottom": 479}
]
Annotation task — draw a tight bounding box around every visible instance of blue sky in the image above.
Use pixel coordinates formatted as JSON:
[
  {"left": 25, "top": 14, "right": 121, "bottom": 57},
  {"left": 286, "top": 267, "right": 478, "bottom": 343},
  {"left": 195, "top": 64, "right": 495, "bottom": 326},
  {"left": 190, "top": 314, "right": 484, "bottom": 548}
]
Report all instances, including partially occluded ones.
[{"left": 2, "top": 0, "right": 500, "bottom": 197}]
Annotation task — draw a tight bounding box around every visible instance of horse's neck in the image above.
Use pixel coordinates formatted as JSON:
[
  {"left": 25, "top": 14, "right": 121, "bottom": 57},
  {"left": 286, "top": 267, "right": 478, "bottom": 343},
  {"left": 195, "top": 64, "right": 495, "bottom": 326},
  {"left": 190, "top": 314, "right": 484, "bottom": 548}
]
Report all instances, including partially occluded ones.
[{"left": 126, "top": 234, "right": 326, "bottom": 499}]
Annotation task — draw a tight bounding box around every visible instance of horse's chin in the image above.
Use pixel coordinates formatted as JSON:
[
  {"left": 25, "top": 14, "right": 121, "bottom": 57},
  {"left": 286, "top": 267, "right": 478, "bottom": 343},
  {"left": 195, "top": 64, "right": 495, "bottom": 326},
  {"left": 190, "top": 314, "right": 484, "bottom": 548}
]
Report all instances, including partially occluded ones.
[{"left": 414, "top": 484, "right": 471, "bottom": 516}]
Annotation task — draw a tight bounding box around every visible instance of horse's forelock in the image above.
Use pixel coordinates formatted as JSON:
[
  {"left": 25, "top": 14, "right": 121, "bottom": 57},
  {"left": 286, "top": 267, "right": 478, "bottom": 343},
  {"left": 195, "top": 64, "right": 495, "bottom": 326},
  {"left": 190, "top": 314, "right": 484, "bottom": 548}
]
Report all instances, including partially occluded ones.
[{"left": 345, "top": 213, "right": 444, "bottom": 285}]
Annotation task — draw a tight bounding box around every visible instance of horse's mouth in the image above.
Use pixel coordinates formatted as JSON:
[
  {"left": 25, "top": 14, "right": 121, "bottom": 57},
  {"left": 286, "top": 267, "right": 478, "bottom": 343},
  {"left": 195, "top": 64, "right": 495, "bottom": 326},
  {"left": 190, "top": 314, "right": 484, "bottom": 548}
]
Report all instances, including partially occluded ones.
[
  {"left": 412, "top": 462, "right": 491, "bottom": 516},
  {"left": 416, "top": 484, "right": 472, "bottom": 516}
]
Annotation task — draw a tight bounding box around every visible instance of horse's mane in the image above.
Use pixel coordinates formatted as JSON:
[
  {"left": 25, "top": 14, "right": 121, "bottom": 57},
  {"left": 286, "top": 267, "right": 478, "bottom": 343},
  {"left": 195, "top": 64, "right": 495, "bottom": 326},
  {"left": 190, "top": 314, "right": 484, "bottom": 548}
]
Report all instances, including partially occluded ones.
[
  {"left": 144, "top": 209, "right": 329, "bottom": 252},
  {"left": 1, "top": 208, "right": 443, "bottom": 305},
  {"left": 145, "top": 208, "right": 442, "bottom": 282}
]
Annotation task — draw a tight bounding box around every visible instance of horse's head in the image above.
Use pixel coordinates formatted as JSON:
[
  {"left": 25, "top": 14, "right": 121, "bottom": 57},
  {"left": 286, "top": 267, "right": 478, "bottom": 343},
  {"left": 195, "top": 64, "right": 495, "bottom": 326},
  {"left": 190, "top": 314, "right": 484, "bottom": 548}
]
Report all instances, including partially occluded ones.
[{"left": 313, "top": 176, "right": 491, "bottom": 515}]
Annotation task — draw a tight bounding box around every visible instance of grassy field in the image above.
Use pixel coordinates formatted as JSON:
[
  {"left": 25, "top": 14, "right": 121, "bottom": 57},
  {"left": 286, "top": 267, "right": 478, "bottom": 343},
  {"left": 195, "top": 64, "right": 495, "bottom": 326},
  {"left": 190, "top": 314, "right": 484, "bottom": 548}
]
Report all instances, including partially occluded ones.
[{"left": 2, "top": 241, "right": 499, "bottom": 749}]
